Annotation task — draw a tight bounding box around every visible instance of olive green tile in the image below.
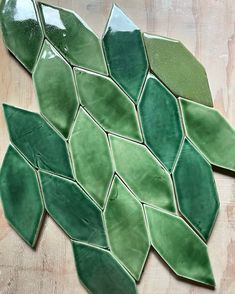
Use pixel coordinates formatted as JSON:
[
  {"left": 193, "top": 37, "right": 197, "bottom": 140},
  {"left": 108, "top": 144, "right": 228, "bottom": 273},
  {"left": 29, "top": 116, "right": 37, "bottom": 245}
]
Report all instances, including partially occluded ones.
[
  {"left": 39, "top": 171, "right": 107, "bottom": 247},
  {"left": 144, "top": 34, "right": 213, "bottom": 107},
  {"left": 38, "top": 3, "right": 107, "bottom": 75},
  {"left": 103, "top": 5, "right": 148, "bottom": 102},
  {"left": 3, "top": 104, "right": 73, "bottom": 178},
  {"left": 180, "top": 98, "right": 235, "bottom": 171},
  {"left": 0, "top": 145, "right": 44, "bottom": 247},
  {"left": 0, "top": 0, "right": 43, "bottom": 72},
  {"left": 72, "top": 241, "right": 137, "bottom": 294},
  {"left": 145, "top": 205, "right": 215, "bottom": 287},
  {"left": 173, "top": 139, "right": 219, "bottom": 241},
  {"left": 139, "top": 75, "right": 183, "bottom": 171},
  {"left": 70, "top": 108, "right": 113, "bottom": 208},
  {"left": 109, "top": 134, "right": 176, "bottom": 212},
  {"left": 104, "top": 176, "right": 149, "bottom": 280},
  {"left": 33, "top": 40, "right": 78, "bottom": 138},
  {"left": 74, "top": 68, "right": 142, "bottom": 142}
]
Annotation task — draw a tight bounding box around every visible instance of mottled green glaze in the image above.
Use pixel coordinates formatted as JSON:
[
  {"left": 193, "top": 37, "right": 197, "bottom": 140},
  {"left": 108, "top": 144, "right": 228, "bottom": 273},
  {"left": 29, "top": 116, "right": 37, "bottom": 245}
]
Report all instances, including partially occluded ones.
[
  {"left": 173, "top": 139, "right": 219, "bottom": 241},
  {"left": 103, "top": 5, "right": 148, "bottom": 102},
  {"left": 105, "top": 177, "right": 149, "bottom": 280},
  {"left": 33, "top": 41, "right": 78, "bottom": 138},
  {"left": 0, "top": 0, "right": 43, "bottom": 72},
  {"left": 40, "top": 172, "right": 107, "bottom": 247},
  {"left": 180, "top": 98, "right": 235, "bottom": 171},
  {"left": 0, "top": 145, "right": 44, "bottom": 247},
  {"left": 3, "top": 104, "right": 73, "bottom": 178},
  {"left": 145, "top": 206, "right": 215, "bottom": 287},
  {"left": 70, "top": 108, "right": 113, "bottom": 208},
  {"left": 72, "top": 242, "right": 137, "bottom": 294},
  {"left": 74, "top": 68, "right": 142, "bottom": 142},
  {"left": 144, "top": 34, "right": 213, "bottom": 107},
  {"left": 139, "top": 75, "right": 183, "bottom": 171},
  {"left": 39, "top": 3, "right": 107, "bottom": 75},
  {"left": 110, "top": 135, "right": 175, "bottom": 212}
]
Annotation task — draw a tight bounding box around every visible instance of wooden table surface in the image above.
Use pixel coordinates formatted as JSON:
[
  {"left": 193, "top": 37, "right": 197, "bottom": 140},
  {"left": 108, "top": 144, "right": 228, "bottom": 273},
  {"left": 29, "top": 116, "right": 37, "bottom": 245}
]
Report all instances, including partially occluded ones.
[{"left": 0, "top": 0, "right": 235, "bottom": 293}]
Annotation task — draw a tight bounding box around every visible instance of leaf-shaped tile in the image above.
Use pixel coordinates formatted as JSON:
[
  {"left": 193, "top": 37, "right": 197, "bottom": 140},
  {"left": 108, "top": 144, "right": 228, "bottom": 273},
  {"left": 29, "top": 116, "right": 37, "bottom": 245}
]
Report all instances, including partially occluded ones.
[
  {"left": 109, "top": 134, "right": 176, "bottom": 212},
  {"left": 3, "top": 104, "right": 73, "bottom": 178},
  {"left": 144, "top": 34, "right": 213, "bottom": 107},
  {"left": 173, "top": 139, "right": 219, "bottom": 241},
  {"left": 180, "top": 98, "right": 235, "bottom": 171},
  {"left": 70, "top": 108, "right": 113, "bottom": 208},
  {"left": 139, "top": 74, "right": 183, "bottom": 171},
  {"left": 74, "top": 68, "right": 142, "bottom": 142},
  {"left": 39, "top": 2, "right": 107, "bottom": 75},
  {"left": 145, "top": 206, "right": 215, "bottom": 287},
  {"left": 0, "top": 0, "right": 43, "bottom": 72},
  {"left": 0, "top": 145, "right": 44, "bottom": 247},
  {"left": 103, "top": 5, "right": 148, "bottom": 102},
  {"left": 72, "top": 241, "right": 137, "bottom": 294},
  {"left": 39, "top": 172, "right": 107, "bottom": 247},
  {"left": 33, "top": 40, "right": 78, "bottom": 138},
  {"left": 104, "top": 176, "right": 149, "bottom": 280}
]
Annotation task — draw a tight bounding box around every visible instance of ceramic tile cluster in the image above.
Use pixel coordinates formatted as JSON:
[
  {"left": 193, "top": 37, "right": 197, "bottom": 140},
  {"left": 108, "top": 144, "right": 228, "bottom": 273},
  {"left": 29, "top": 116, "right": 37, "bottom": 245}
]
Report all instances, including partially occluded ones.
[{"left": 1, "top": 1, "right": 235, "bottom": 293}]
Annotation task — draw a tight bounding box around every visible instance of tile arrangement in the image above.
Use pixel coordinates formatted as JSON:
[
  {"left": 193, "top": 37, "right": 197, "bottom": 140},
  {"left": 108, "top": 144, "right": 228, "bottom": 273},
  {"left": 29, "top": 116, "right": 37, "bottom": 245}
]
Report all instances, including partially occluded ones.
[{"left": 1, "top": 0, "right": 235, "bottom": 293}]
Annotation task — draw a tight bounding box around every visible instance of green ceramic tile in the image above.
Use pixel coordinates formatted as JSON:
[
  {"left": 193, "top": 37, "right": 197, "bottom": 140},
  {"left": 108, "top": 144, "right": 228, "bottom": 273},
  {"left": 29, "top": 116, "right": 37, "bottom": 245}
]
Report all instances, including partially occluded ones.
[
  {"left": 144, "top": 34, "right": 213, "bottom": 107},
  {"left": 74, "top": 68, "right": 142, "bottom": 142},
  {"left": 104, "top": 176, "right": 149, "bottom": 280},
  {"left": 40, "top": 171, "right": 107, "bottom": 247},
  {"left": 103, "top": 5, "right": 148, "bottom": 102},
  {"left": 0, "top": 0, "right": 43, "bottom": 72},
  {"left": 72, "top": 241, "right": 137, "bottom": 294},
  {"left": 0, "top": 145, "right": 44, "bottom": 247},
  {"left": 70, "top": 108, "right": 113, "bottom": 208},
  {"left": 110, "top": 135, "right": 176, "bottom": 212},
  {"left": 173, "top": 139, "right": 219, "bottom": 241},
  {"left": 3, "top": 104, "right": 73, "bottom": 178},
  {"left": 180, "top": 98, "right": 235, "bottom": 171},
  {"left": 139, "top": 75, "right": 183, "bottom": 171},
  {"left": 33, "top": 40, "right": 78, "bottom": 138},
  {"left": 145, "top": 206, "right": 215, "bottom": 287},
  {"left": 39, "top": 3, "right": 107, "bottom": 75}
]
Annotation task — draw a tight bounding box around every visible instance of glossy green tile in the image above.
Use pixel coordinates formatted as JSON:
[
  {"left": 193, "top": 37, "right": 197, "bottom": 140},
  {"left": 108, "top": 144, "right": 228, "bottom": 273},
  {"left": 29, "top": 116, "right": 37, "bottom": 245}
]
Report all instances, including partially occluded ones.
[
  {"left": 110, "top": 135, "right": 175, "bottom": 212},
  {"left": 144, "top": 34, "right": 213, "bottom": 107},
  {"left": 103, "top": 5, "right": 148, "bottom": 102},
  {"left": 173, "top": 139, "right": 219, "bottom": 241},
  {"left": 3, "top": 104, "right": 73, "bottom": 178},
  {"left": 39, "top": 3, "right": 107, "bottom": 75},
  {"left": 74, "top": 68, "right": 142, "bottom": 142},
  {"left": 0, "top": 0, "right": 43, "bottom": 72},
  {"left": 145, "top": 206, "right": 215, "bottom": 287},
  {"left": 139, "top": 75, "right": 183, "bottom": 171},
  {"left": 33, "top": 40, "right": 78, "bottom": 138},
  {"left": 72, "top": 241, "right": 137, "bottom": 294},
  {"left": 104, "top": 176, "right": 149, "bottom": 280},
  {"left": 40, "top": 171, "right": 107, "bottom": 247},
  {"left": 180, "top": 98, "right": 235, "bottom": 171},
  {"left": 70, "top": 108, "right": 113, "bottom": 208},
  {"left": 0, "top": 145, "right": 44, "bottom": 247}
]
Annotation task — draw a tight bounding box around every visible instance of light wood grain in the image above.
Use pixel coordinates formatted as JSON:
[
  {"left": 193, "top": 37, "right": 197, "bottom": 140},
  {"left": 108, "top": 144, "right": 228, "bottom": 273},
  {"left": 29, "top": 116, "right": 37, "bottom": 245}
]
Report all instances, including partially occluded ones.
[{"left": 0, "top": 0, "right": 235, "bottom": 293}]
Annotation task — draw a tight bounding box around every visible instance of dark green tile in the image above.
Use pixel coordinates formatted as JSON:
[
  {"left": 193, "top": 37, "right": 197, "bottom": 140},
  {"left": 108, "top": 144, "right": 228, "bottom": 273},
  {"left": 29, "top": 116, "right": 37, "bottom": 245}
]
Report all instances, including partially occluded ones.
[
  {"left": 3, "top": 104, "right": 73, "bottom": 178},
  {"left": 39, "top": 3, "right": 107, "bottom": 75},
  {"left": 145, "top": 205, "right": 215, "bottom": 287},
  {"left": 103, "top": 5, "right": 148, "bottom": 102},
  {"left": 40, "top": 172, "right": 107, "bottom": 247},
  {"left": 144, "top": 34, "right": 213, "bottom": 106},
  {"left": 0, "top": 145, "right": 44, "bottom": 247},
  {"left": 139, "top": 75, "right": 183, "bottom": 171},
  {"left": 33, "top": 40, "right": 78, "bottom": 138},
  {"left": 104, "top": 176, "right": 149, "bottom": 280},
  {"left": 72, "top": 241, "right": 137, "bottom": 294}
]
